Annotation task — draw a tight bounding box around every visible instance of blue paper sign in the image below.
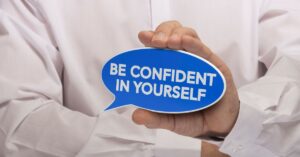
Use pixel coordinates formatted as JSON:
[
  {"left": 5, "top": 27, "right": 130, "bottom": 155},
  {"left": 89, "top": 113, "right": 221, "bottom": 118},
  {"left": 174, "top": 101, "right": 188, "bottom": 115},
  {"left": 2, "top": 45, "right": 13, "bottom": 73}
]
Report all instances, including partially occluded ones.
[{"left": 102, "top": 48, "right": 226, "bottom": 114}]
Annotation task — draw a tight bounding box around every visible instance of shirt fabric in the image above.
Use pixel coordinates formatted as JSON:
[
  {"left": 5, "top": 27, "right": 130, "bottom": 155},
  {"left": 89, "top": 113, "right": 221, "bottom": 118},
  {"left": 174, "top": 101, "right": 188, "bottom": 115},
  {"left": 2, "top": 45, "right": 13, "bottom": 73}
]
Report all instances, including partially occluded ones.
[{"left": 0, "top": 0, "right": 299, "bottom": 157}]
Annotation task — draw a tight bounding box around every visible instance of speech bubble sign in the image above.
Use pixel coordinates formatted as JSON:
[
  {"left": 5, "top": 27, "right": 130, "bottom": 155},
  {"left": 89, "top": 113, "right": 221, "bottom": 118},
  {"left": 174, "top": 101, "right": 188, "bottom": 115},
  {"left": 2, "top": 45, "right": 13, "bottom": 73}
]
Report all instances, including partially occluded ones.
[{"left": 102, "top": 48, "right": 226, "bottom": 114}]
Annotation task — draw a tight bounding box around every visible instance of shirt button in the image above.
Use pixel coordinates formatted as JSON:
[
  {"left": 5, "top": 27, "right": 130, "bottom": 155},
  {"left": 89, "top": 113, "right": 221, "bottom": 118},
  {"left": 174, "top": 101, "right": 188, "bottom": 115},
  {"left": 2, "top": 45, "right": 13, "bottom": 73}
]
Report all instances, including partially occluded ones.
[
  {"left": 238, "top": 145, "right": 243, "bottom": 150},
  {"left": 233, "top": 144, "right": 243, "bottom": 153}
]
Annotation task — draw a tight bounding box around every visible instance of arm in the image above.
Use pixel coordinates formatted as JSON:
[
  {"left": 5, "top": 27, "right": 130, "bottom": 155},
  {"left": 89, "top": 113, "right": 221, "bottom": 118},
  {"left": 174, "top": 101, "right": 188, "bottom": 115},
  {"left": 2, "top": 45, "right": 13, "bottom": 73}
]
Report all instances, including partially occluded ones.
[
  {"left": 219, "top": 0, "right": 300, "bottom": 156},
  {"left": 0, "top": 0, "right": 97, "bottom": 156},
  {"left": 0, "top": 1, "right": 155, "bottom": 157}
]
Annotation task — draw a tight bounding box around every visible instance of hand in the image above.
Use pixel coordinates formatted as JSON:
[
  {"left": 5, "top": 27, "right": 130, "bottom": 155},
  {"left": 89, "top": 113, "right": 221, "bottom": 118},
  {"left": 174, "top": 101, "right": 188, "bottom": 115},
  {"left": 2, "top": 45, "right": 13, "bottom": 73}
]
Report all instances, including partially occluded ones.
[
  {"left": 132, "top": 21, "right": 240, "bottom": 137},
  {"left": 201, "top": 142, "right": 230, "bottom": 157}
]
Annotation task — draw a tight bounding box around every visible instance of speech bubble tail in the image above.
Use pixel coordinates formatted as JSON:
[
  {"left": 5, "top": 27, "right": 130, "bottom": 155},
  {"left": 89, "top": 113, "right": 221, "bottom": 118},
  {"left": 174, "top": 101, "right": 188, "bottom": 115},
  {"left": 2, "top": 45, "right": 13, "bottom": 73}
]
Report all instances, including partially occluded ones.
[
  {"left": 104, "top": 105, "right": 115, "bottom": 111},
  {"left": 104, "top": 100, "right": 123, "bottom": 111}
]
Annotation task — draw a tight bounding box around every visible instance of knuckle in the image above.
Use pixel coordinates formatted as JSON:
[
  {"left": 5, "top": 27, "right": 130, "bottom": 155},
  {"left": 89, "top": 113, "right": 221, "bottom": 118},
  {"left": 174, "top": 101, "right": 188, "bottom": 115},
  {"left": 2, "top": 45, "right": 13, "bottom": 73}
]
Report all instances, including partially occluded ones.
[
  {"left": 173, "top": 27, "right": 198, "bottom": 38},
  {"left": 159, "top": 20, "right": 182, "bottom": 28},
  {"left": 183, "top": 27, "right": 198, "bottom": 36},
  {"left": 168, "top": 20, "right": 182, "bottom": 26},
  {"left": 184, "top": 26, "right": 196, "bottom": 32}
]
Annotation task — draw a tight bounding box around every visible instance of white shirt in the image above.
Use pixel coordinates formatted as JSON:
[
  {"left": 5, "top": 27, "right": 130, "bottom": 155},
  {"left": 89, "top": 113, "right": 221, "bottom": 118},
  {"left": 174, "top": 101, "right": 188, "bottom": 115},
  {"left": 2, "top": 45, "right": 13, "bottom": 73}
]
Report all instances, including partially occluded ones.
[{"left": 0, "top": 0, "right": 299, "bottom": 157}]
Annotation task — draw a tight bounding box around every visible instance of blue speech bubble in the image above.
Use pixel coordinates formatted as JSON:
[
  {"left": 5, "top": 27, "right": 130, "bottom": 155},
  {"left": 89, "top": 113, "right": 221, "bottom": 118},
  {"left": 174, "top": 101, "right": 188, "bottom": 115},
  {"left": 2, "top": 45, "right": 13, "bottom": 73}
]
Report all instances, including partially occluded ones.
[{"left": 102, "top": 48, "right": 226, "bottom": 114}]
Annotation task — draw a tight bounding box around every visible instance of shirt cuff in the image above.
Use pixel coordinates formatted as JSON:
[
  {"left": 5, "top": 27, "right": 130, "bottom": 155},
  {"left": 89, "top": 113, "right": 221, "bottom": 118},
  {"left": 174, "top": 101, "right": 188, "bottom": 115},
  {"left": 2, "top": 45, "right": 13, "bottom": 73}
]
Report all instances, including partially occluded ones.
[
  {"left": 219, "top": 101, "right": 277, "bottom": 156},
  {"left": 154, "top": 129, "right": 200, "bottom": 157}
]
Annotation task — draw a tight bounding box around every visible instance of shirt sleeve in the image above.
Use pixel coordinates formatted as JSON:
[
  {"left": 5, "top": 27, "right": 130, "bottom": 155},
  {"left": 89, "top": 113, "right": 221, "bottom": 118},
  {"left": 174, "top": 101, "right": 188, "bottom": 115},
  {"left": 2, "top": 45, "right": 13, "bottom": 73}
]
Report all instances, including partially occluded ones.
[
  {"left": 154, "top": 129, "right": 200, "bottom": 157},
  {"left": 219, "top": 0, "right": 300, "bottom": 156},
  {"left": 0, "top": 1, "right": 155, "bottom": 157}
]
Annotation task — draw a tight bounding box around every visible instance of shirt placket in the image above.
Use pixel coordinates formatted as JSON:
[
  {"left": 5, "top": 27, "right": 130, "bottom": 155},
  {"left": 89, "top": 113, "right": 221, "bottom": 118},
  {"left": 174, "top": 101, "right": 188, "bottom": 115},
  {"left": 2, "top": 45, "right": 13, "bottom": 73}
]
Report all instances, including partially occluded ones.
[{"left": 149, "top": 0, "right": 171, "bottom": 29}]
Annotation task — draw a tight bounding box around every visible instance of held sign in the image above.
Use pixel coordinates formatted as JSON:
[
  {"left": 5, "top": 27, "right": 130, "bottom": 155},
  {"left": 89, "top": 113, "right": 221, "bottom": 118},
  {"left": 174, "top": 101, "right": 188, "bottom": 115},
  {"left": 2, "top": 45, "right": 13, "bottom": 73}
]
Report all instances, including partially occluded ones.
[{"left": 102, "top": 48, "right": 226, "bottom": 114}]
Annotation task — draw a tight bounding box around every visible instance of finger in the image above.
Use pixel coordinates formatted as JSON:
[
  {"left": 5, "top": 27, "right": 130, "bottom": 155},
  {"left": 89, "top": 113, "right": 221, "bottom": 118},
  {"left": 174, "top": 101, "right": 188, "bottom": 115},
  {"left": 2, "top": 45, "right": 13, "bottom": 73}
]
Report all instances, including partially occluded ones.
[
  {"left": 182, "top": 35, "right": 233, "bottom": 85},
  {"left": 167, "top": 27, "right": 199, "bottom": 50},
  {"left": 151, "top": 20, "right": 182, "bottom": 48},
  {"left": 170, "top": 112, "right": 206, "bottom": 137},
  {"left": 132, "top": 109, "right": 206, "bottom": 137},
  {"left": 182, "top": 35, "right": 226, "bottom": 70},
  {"left": 132, "top": 109, "right": 175, "bottom": 131},
  {"left": 138, "top": 31, "right": 154, "bottom": 47}
]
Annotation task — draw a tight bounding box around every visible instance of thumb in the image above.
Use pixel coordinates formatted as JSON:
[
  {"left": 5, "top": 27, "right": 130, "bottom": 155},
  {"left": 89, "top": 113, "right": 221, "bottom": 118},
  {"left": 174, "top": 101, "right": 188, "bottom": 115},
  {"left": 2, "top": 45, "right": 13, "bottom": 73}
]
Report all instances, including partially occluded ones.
[{"left": 132, "top": 109, "right": 175, "bottom": 131}]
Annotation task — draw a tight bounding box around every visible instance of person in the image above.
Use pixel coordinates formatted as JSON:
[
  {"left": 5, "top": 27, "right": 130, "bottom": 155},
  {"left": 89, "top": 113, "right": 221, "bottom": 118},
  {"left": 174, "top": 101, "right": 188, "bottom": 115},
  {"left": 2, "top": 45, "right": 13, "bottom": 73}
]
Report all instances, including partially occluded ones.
[{"left": 0, "top": 0, "right": 299, "bottom": 157}]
